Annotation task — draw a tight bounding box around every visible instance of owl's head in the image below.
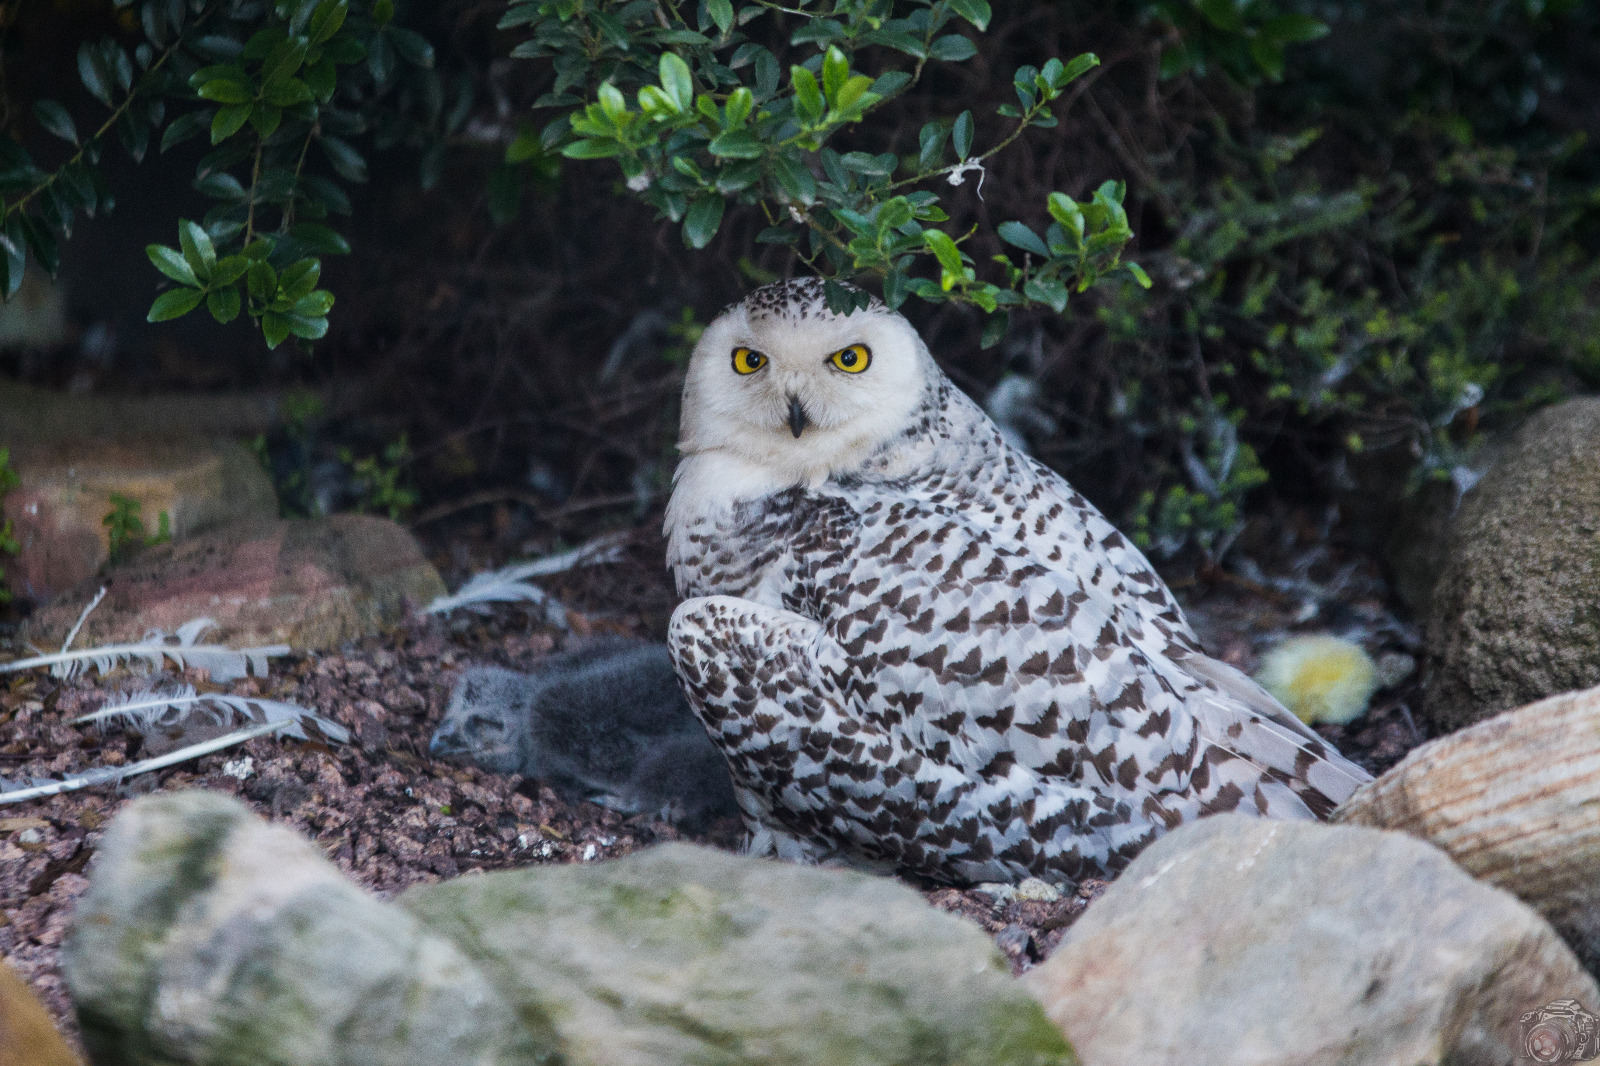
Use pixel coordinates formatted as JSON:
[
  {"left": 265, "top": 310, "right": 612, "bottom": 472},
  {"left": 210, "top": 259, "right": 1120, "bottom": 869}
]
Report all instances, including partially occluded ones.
[{"left": 677, "top": 278, "right": 935, "bottom": 487}]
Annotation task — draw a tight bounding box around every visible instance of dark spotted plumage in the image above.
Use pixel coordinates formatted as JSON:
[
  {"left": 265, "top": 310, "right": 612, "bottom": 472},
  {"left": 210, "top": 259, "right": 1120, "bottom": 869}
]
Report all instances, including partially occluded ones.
[{"left": 666, "top": 280, "right": 1370, "bottom": 886}]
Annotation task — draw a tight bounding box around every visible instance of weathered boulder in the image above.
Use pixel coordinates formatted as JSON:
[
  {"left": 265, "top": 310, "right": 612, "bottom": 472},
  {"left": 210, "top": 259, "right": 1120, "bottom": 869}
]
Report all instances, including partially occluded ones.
[
  {"left": 1339, "top": 682, "right": 1600, "bottom": 971},
  {"left": 22, "top": 515, "right": 444, "bottom": 652},
  {"left": 0, "top": 961, "right": 80, "bottom": 1066},
  {"left": 65, "top": 791, "right": 1075, "bottom": 1066},
  {"left": 2, "top": 437, "right": 276, "bottom": 604},
  {"left": 1426, "top": 397, "right": 1600, "bottom": 731},
  {"left": 1024, "top": 814, "right": 1596, "bottom": 1066}
]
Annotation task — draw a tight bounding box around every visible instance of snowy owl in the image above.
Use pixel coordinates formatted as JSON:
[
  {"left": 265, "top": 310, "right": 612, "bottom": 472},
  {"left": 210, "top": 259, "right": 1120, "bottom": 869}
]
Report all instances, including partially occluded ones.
[{"left": 664, "top": 277, "right": 1370, "bottom": 886}]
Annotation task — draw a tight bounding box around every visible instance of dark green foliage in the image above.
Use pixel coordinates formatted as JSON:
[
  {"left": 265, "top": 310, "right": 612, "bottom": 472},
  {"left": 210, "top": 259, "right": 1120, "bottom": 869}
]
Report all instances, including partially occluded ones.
[
  {"left": 2, "top": 0, "right": 1595, "bottom": 567},
  {"left": 1, "top": 0, "right": 440, "bottom": 348},
  {"left": 104, "top": 493, "right": 170, "bottom": 565}
]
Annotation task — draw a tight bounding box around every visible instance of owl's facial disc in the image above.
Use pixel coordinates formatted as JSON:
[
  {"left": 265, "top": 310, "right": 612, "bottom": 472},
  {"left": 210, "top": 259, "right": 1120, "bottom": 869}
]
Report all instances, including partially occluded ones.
[{"left": 678, "top": 287, "right": 933, "bottom": 487}]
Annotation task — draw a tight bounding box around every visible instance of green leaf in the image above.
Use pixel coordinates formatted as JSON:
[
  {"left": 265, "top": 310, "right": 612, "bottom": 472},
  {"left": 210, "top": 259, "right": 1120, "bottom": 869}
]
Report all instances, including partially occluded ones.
[
  {"left": 952, "top": 110, "right": 973, "bottom": 160},
  {"left": 247, "top": 259, "right": 278, "bottom": 300},
  {"left": 707, "top": 129, "right": 763, "bottom": 158},
  {"left": 309, "top": 0, "right": 348, "bottom": 44},
  {"left": 78, "top": 43, "right": 115, "bottom": 106},
  {"left": 146, "top": 244, "right": 198, "bottom": 286},
  {"left": 211, "top": 254, "right": 250, "bottom": 285},
  {"left": 389, "top": 28, "right": 434, "bottom": 67},
  {"left": 997, "top": 221, "right": 1049, "bottom": 257},
  {"left": 288, "top": 222, "right": 350, "bottom": 255},
  {"left": 147, "top": 287, "right": 204, "bottom": 322},
  {"left": 929, "top": 35, "right": 977, "bottom": 62},
  {"left": 560, "top": 137, "right": 623, "bottom": 158},
  {"left": 284, "top": 311, "right": 330, "bottom": 339},
  {"left": 261, "top": 311, "right": 291, "bottom": 348},
  {"left": 319, "top": 135, "right": 368, "bottom": 181},
  {"left": 262, "top": 37, "right": 309, "bottom": 86},
  {"left": 206, "top": 286, "right": 242, "bottom": 323},
  {"left": 707, "top": 0, "right": 733, "bottom": 35},
  {"left": 770, "top": 154, "right": 816, "bottom": 205},
  {"left": 724, "top": 86, "right": 753, "bottom": 128},
  {"left": 249, "top": 104, "right": 283, "bottom": 138},
  {"left": 1264, "top": 13, "right": 1329, "bottom": 42},
  {"left": 179, "top": 220, "right": 216, "bottom": 278},
  {"left": 0, "top": 217, "right": 24, "bottom": 299},
  {"left": 1249, "top": 37, "right": 1285, "bottom": 80},
  {"left": 1125, "top": 261, "right": 1152, "bottom": 289},
  {"left": 160, "top": 110, "right": 209, "bottom": 152},
  {"left": 1057, "top": 53, "right": 1098, "bottom": 87},
  {"left": 923, "top": 229, "right": 964, "bottom": 276},
  {"left": 682, "top": 195, "right": 725, "bottom": 249},
  {"left": 981, "top": 314, "right": 1009, "bottom": 349},
  {"left": 598, "top": 82, "right": 628, "bottom": 123},
  {"left": 279, "top": 258, "right": 321, "bottom": 300},
  {"left": 1047, "top": 192, "right": 1084, "bottom": 239},
  {"left": 1197, "top": 0, "right": 1243, "bottom": 32},
  {"left": 791, "top": 66, "right": 823, "bottom": 125},
  {"left": 211, "top": 103, "right": 252, "bottom": 143},
  {"left": 918, "top": 121, "right": 948, "bottom": 169},
  {"left": 822, "top": 45, "right": 848, "bottom": 102},
  {"left": 197, "top": 78, "right": 253, "bottom": 104},
  {"left": 832, "top": 75, "right": 874, "bottom": 115},
  {"left": 946, "top": 0, "right": 991, "bottom": 31},
  {"left": 660, "top": 53, "right": 694, "bottom": 112},
  {"left": 291, "top": 290, "right": 335, "bottom": 316},
  {"left": 260, "top": 78, "right": 313, "bottom": 106},
  {"left": 33, "top": 101, "right": 78, "bottom": 144}
]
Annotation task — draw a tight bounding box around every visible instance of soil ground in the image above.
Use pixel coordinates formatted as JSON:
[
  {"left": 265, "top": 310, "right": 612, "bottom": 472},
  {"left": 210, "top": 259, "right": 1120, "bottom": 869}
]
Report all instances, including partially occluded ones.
[{"left": 0, "top": 516, "right": 1428, "bottom": 1047}]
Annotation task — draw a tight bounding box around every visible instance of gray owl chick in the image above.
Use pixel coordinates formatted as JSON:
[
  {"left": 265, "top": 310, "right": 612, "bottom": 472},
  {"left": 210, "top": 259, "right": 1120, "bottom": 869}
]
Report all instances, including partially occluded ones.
[{"left": 428, "top": 638, "right": 738, "bottom": 830}]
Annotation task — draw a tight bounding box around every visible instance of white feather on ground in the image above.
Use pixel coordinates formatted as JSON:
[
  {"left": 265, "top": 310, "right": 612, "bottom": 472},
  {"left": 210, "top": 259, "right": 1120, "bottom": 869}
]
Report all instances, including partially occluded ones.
[
  {"left": 422, "top": 531, "right": 629, "bottom": 625},
  {"left": 1, "top": 618, "right": 287, "bottom": 682},
  {"left": 0, "top": 687, "right": 348, "bottom": 806}
]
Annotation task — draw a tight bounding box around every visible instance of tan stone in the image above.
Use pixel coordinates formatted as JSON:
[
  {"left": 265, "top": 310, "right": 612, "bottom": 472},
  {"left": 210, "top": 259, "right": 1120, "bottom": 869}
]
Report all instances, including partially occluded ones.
[
  {"left": 0, "top": 962, "right": 79, "bottom": 1066},
  {"left": 21, "top": 515, "right": 445, "bottom": 652},
  {"left": 1025, "top": 814, "right": 1597, "bottom": 1066},
  {"left": 1338, "top": 682, "right": 1600, "bottom": 970},
  {"left": 3, "top": 437, "right": 276, "bottom": 604}
]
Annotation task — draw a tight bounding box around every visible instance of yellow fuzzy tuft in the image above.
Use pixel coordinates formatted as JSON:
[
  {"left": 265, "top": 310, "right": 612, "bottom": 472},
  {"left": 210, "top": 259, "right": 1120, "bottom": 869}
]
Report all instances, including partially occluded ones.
[{"left": 1254, "top": 635, "right": 1379, "bottom": 725}]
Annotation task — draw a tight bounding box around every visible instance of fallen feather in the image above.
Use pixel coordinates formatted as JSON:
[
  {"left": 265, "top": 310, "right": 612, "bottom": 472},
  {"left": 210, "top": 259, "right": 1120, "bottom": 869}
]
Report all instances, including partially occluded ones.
[
  {"left": 422, "top": 531, "right": 629, "bottom": 625},
  {"left": 0, "top": 720, "right": 290, "bottom": 806},
  {"left": 0, "top": 618, "right": 288, "bottom": 683},
  {"left": 74, "top": 685, "right": 350, "bottom": 744}
]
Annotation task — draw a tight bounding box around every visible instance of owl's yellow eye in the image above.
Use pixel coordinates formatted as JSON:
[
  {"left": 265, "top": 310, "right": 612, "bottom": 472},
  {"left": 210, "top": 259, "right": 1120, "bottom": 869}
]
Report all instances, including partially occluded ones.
[
  {"left": 829, "top": 344, "right": 871, "bottom": 373},
  {"left": 732, "top": 347, "right": 767, "bottom": 374}
]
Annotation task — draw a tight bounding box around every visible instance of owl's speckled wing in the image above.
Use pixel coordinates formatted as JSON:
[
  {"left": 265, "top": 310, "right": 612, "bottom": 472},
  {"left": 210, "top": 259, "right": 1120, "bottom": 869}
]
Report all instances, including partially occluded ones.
[{"left": 669, "top": 487, "right": 1365, "bottom": 885}]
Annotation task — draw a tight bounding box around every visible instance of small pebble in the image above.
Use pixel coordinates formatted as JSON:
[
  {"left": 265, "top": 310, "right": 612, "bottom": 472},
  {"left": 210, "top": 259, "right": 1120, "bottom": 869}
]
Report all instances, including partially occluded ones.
[
  {"left": 17, "top": 829, "right": 41, "bottom": 844},
  {"left": 1014, "top": 877, "right": 1061, "bottom": 902},
  {"left": 221, "top": 757, "right": 255, "bottom": 781}
]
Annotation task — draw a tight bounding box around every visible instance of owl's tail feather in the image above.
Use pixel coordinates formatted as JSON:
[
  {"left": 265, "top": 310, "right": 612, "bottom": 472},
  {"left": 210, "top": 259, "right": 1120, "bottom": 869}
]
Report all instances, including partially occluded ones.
[{"left": 1180, "top": 652, "right": 1373, "bottom": 818}]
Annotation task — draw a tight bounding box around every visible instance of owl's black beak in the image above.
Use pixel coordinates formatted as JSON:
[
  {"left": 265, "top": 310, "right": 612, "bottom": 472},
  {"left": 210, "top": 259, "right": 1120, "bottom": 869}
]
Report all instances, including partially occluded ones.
[{"left": 787, "top": 395, "right": 809, "bottom": 438}]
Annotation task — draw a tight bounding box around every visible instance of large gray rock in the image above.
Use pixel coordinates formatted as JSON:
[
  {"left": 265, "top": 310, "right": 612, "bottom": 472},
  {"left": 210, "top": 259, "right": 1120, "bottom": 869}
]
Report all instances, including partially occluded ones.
[
  {"left": 65, "top": 791, "right": 1074, "bottom": 1066},
  {"left": 1024, "top": 814, "right": 1597, "bottom": 1066},
  {"left": 1426, "top": 397, "right": 1600, "bottom": 731},
  {"left": 22, "top": 515, "right": 444, "bottom": 652}
]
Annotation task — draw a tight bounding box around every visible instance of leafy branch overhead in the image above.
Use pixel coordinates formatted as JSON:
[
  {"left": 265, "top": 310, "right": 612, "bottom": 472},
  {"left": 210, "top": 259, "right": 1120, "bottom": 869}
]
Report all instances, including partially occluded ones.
[
  {"left": 504, "top": 0, "right": 1149, "bottom": 323},
  {"left": 0, "top": 0, "right": 445, "bottom": 349}
]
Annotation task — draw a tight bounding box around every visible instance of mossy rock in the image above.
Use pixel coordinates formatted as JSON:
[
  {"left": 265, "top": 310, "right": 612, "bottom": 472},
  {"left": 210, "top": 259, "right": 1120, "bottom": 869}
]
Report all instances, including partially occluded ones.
[
  {"left": 1426, "top": 397, "right": 1600, "bottom": 731},
  {"left": 65, "top": 791, "right": 1075, "bottom": 1066}
]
